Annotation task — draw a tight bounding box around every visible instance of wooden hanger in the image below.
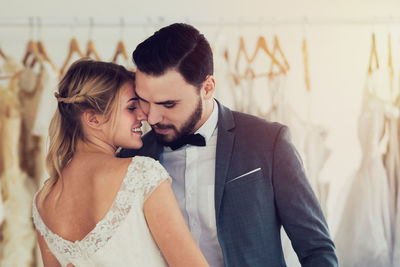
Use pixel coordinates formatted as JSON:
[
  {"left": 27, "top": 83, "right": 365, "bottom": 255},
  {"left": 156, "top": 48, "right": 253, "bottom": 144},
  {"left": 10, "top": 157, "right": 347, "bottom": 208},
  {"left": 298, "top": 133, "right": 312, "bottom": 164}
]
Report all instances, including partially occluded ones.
[
  {"left": 37, "top": 40, "right": 58, "bottom": 72},
  {"left": 0, "top": 45, "right": 6, "bottom": 77},
  {"left": 234, "top": 36, "right": 285, "bottom": 76},
  {"left": 234, "top": 37, "right": 252, "bottom": 71},
  {"left": 223, "top": 48, "right": 229, "bottom": 62},
  {"left": 86, "top": 40, "right": 102, "bottom": 61},
  {"left": 22, "top": 17, "right": 42, "bottom": 67},
  {"left": 22, "top": 40, "right": 43, "bottom": 67},
  {"left": 240, "top": 67, "right": 257, "bottom": 80},
  {"left": 268, "top": 35, "right": 290, "bottom": 76},
  {"left": 368, "top": 33, "right": 379, "bottom": 75},
  {"left": 388, "top": 33, "right": 395, "bottom": 100},
  {"left": 33, "top": 17, "right": 58, "bottom": 72},
  {"left": 85, "top": 17, "right": 101, "bottom": 61},
  {"left": 252, "top": 37, "right": 286, "bottom": 74},
  {"left": 302, "top": 39, "right": 311, "bottom": 91},
  {"left": 0, "top": 45, "right": 7, "bottom": 60},
  {"left": 60, "top": 38, "right": 85, "bottom": 75},
  {"left": 112, "top": 40, "right": 129, "bottom": 63},
  {"left": 0, "top": 45, "right": 23, "bottom": 81}
]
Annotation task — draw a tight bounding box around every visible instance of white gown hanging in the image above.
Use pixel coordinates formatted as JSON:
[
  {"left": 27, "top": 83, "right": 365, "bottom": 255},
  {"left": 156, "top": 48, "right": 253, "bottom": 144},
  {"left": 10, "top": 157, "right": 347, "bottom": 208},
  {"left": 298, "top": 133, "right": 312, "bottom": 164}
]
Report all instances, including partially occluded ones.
[
  {"left": 31, "top": 61, "right": 60, "bottom": 185},
  {"left": 0, "top": 56, "right": 36, "bottom": 267},
  {"left": 334, "top": 76, "right": 393, "bottom": 267},
  {"left": 388, "top": 98, "right": 400, "bottom": 266}
]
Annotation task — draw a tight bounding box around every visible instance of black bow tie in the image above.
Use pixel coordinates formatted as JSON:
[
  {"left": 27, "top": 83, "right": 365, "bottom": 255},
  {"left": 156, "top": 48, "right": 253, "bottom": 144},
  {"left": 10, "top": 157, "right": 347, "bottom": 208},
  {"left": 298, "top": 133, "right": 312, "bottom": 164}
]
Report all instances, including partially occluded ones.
[{"left": 168, "top": 133, "right": 206, "bottom": 150}]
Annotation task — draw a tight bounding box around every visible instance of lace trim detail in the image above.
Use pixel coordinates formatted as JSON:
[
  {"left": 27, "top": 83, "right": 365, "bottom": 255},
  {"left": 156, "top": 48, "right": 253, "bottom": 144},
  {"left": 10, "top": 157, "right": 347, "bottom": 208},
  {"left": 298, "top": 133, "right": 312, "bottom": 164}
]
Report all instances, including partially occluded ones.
[
  {"left": 141, "top": 158, "right": 172, "bottom": 202},
  {"left": 32, "top": 156, "right": 170, "bottom": 260}
]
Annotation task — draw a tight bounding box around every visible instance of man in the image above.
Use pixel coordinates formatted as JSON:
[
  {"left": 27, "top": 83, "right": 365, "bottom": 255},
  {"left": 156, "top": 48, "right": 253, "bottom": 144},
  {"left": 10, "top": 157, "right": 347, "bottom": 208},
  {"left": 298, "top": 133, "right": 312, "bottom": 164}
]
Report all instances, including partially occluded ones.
[{"left": 120, "top": 23, "right": 338, "bottom": 267}]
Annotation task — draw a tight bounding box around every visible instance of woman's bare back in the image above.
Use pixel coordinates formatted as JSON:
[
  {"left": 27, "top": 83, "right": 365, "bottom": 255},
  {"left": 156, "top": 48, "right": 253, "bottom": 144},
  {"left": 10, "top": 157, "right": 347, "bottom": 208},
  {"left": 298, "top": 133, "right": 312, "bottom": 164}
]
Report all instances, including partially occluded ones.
[{"left": 37, "top": 154, "right": 132, "bottom": 242}]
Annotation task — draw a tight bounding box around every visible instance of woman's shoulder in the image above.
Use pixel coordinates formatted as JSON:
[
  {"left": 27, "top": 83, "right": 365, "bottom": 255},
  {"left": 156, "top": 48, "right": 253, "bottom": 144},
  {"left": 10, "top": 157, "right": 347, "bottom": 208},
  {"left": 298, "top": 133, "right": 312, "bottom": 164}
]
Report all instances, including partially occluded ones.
[
  {"left": 91, "top": 156, "right": 165, "bottom": 197},
  {"left": 127, "top": 156, "right": 172, "bottom": 201},
  {"left": 127, "top": 156, "right": 163, "bottom": 169},
  {"left": 125, "top": 156, "right": 169, "bottom": 181},
  {"left": 33, "top": 178, "right": 58, "bottom": 215}
]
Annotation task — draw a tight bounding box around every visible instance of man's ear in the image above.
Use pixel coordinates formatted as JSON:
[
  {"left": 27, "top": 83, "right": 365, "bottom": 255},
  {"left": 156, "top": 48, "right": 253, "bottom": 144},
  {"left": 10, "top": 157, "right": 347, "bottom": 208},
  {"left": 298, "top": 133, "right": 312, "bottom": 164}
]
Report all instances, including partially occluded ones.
[
  {"left": 201, "top": 75, "right": 216, "bottom": 100},
  {"left": 82, "top": 109, "right": 104, "bottom": 130}
]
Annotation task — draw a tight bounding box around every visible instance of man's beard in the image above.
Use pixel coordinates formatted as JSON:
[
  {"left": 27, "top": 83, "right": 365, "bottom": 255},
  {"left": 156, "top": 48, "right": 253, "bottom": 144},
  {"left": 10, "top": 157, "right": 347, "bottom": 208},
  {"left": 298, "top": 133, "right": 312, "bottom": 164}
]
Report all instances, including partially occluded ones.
[{"left": 153, "top": 97, "right": 202, "bottom": 146}]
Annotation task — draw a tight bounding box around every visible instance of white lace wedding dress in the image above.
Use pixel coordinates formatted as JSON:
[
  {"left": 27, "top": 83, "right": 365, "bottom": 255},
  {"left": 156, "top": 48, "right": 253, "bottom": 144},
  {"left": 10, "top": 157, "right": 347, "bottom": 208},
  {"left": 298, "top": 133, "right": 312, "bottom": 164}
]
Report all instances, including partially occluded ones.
[{"left": 32, "top": 156, "right": 171, "bottom": 267}]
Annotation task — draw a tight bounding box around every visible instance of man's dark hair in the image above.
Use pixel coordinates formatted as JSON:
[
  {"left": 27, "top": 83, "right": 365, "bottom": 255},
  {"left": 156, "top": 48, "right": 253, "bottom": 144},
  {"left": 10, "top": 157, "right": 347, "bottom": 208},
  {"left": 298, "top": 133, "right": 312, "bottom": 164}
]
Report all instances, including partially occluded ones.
[{"left": 132, "top": 23, "right": 213, "bottom": 89}]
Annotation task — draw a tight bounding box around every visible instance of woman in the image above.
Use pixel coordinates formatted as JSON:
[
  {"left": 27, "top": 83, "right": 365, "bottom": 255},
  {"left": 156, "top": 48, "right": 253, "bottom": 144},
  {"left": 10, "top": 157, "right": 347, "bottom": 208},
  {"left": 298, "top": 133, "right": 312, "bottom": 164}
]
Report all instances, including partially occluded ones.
[{"left": 32, "top": 59, "right": 209, "bottom": 267}]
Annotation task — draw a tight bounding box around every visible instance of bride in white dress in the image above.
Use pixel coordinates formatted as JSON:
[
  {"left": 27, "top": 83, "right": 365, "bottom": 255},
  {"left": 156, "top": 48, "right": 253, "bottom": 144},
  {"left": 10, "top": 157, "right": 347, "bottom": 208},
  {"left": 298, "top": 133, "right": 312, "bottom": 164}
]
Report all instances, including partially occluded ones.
[{"left": 32, "top": 59, "right": 209, "bottom": 267}]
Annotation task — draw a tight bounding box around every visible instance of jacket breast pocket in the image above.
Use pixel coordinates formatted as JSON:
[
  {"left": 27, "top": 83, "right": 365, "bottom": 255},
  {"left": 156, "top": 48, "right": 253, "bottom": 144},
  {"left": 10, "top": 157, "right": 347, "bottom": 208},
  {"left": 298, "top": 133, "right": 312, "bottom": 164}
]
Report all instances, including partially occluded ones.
[
  {"left": 226, "top": 168, "right": 263, "bottom": 186},
  {"left": 222, "top": 167, "right": 274, "bottom": 223}
]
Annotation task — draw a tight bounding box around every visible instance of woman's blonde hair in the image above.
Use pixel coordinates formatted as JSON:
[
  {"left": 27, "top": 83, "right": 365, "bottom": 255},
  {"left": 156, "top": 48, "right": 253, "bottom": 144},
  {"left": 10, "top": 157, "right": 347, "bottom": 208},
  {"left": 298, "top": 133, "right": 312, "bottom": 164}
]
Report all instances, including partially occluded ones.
[{"left": 38, "top": 59, "right": 135, "bottom": 205}]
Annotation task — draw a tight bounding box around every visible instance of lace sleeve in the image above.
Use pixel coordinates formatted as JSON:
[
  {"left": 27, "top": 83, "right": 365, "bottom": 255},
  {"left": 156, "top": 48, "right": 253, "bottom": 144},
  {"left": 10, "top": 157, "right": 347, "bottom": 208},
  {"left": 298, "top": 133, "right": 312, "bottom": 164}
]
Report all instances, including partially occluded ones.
[
  {"left": 32, "top": 192, "right": 43, "bottom": 234},
  {"left": 133, "top": 156, "right": 171, "bottom": 203}
]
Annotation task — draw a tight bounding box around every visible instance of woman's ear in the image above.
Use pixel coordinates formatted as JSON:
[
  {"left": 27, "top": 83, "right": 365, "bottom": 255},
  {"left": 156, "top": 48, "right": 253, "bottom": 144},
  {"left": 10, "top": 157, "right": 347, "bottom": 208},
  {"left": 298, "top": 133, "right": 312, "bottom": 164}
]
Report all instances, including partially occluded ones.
[
  {"left": 82, "top": 109, "right": 104, "bottom": 130},
  {"left": 201, "top": 75, "right": 216, "bottom": 100}
]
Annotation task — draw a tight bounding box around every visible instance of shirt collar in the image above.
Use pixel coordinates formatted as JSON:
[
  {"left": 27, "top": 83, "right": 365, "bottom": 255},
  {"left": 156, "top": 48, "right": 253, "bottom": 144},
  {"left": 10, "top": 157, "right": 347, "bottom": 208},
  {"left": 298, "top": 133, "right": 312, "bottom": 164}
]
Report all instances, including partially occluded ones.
[{"left": 195, "top": 99, "right": 218, "bottom": 145}]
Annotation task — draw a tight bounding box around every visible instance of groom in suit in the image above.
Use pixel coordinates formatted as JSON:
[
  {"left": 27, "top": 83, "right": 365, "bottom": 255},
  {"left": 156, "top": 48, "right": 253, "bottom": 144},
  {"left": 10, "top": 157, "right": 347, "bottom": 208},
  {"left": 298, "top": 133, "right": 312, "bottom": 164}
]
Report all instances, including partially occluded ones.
[{"left": 119, "top": 23, "right": 338, "bottom": 267}]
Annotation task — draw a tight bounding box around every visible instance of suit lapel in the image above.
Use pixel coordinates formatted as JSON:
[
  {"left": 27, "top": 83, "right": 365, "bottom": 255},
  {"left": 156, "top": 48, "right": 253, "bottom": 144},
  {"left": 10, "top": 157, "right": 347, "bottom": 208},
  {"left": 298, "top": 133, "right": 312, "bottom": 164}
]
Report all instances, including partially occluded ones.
[{"left": 214, "top": 101, "right": 235, "bottom": 218}]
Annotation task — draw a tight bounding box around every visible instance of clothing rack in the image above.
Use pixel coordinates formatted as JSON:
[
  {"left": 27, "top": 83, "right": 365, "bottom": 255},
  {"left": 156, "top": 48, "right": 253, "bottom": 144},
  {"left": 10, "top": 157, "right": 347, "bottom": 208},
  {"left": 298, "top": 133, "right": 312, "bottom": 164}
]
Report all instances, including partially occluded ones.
[{"left": 1, "top": 16, "right": 400, "bottom": 28}]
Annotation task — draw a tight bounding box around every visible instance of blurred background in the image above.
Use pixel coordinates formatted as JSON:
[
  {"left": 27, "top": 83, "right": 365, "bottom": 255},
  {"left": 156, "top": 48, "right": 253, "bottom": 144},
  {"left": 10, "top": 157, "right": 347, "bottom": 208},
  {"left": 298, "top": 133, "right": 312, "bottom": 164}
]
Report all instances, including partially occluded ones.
[{"left": 0, "top": 0, "right": 399, "bottom": 266}]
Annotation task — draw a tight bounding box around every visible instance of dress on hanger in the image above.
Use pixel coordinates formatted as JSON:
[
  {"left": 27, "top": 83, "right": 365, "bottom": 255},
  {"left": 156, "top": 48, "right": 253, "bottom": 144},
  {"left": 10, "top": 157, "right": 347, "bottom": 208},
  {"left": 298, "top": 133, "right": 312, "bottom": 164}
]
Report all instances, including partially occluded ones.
[
  {"left": 222, "top": 49, "right": 253, "bottom": 113},
  {"left": 18, "top": 58, "right": 46, "bottom": 183},
  {"left": 24, "top": 60, "right": 59, "bottom": 267},
  {"left": 31, "top": 61, "right": 60, "bottom": 185},
  {"left": 384, "top": 101, "right": 400, "bottom": 266},
  {"left": 0, "top": 56, "right": 36, "bottom": 267},
  {"left": 33, "top": 156, "right": 171, "bottom": 267},
  {"left": 393, "top": 112, "right": 400, "bottom": 266},
  {"left": 334, "top": 76, "right": 393, "bottom": 267},
  {"left": 221, "top": 36, "right": 271, "bottom": 114},
  {"left": 303, "top": 124, "right": 331, "bottom": 212}
]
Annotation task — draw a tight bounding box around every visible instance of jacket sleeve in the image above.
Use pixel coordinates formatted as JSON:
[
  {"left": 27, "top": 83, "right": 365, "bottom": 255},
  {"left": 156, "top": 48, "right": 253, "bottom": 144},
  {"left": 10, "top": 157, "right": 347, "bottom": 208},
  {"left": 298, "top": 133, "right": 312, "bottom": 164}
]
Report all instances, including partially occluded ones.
[{"left": 272, "top": 126, "right": 338, "bottom": 267}]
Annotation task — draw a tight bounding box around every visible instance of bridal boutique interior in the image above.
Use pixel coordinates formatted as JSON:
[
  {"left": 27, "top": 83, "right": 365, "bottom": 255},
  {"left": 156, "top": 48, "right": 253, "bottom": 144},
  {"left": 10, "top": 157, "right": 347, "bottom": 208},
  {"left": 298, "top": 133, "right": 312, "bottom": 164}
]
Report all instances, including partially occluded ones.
[{"left": 1, "top": 0, "right": 400, "bottom": 266}]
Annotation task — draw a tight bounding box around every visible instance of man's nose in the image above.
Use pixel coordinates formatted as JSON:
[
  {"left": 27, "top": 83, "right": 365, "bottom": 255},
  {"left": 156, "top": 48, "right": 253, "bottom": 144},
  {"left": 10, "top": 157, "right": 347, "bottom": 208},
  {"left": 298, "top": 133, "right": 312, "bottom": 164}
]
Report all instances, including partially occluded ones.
[{"left": 146, "top": 105, "right": 162, "bottom": 126}]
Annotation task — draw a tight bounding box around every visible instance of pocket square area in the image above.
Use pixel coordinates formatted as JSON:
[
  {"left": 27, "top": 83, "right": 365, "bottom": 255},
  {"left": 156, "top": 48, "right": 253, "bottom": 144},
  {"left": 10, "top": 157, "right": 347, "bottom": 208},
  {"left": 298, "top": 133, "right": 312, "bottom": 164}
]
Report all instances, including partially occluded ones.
[{"left": 228, "top": 168, "right": 262, "bottom": 183}]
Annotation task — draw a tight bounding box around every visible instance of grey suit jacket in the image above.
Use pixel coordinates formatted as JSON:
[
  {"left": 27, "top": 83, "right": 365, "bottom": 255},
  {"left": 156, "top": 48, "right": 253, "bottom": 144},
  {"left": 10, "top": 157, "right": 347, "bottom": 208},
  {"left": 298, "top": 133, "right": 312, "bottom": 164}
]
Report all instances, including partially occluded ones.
[{"left": 119, "top": 101, "right": 338, "bottom": 267}]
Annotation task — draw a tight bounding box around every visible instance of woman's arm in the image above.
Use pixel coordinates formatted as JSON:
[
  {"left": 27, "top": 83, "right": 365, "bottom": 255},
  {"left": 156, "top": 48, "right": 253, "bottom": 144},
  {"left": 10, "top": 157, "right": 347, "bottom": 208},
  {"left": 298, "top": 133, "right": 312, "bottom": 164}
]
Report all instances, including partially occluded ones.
[
  {"left": 36, "top": 230, "right": 62, "bottom": 267},
  {"left": 143, "top": 180, "right": 209, "bottom": 267}
]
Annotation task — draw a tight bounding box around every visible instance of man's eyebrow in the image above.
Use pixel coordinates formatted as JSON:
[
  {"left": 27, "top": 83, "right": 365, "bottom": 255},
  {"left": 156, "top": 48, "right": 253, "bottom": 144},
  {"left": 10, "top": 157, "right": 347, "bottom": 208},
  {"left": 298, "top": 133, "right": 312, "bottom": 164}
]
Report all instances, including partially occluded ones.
[
  {"left": 135, "top": 92, "right": 179, "bottom": 105},
  {"left": 135, "top": 92, "right": 148, "bottom": 103},
  {"left": 155, "top": 100, "right": 180, "bottom": 105}
]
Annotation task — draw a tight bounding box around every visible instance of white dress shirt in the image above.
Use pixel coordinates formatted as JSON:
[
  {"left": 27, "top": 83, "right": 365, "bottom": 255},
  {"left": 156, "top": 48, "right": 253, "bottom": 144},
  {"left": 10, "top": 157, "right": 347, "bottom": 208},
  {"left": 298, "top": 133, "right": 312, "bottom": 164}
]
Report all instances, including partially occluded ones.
[{"left": 159, "top": 100, "right": 224, "bottom": 267}]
